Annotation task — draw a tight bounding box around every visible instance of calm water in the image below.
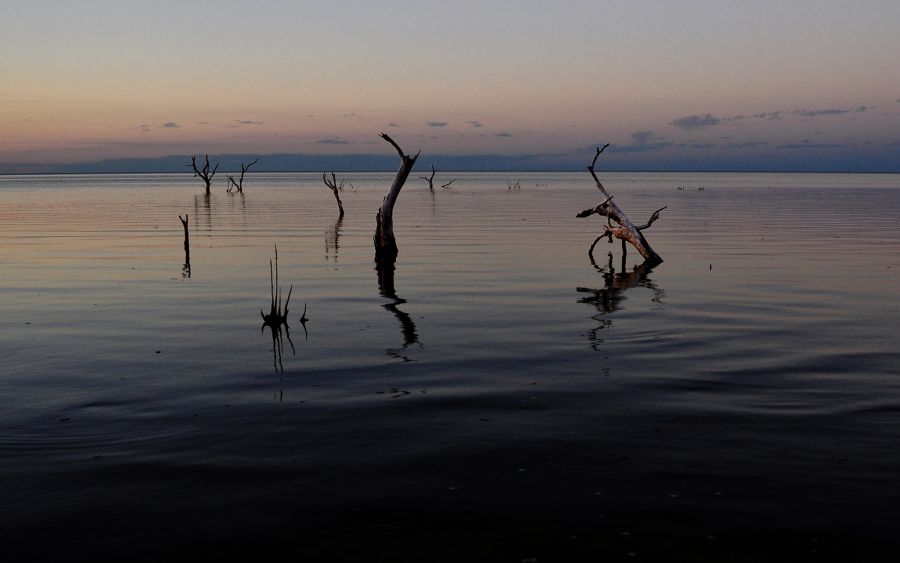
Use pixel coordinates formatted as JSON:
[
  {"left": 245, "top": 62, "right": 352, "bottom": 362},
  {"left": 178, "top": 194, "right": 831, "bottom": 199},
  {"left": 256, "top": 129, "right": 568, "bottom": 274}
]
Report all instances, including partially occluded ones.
[{"left": 1, "top": 172, "right": 899, "bottom": 561}]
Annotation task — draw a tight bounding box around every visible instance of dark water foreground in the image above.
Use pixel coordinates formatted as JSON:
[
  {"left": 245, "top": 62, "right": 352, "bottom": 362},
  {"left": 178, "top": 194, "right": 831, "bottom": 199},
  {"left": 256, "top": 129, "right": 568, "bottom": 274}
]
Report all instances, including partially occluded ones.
[{"left": 1, "top": 172, "right": 899, "bottom": 561}]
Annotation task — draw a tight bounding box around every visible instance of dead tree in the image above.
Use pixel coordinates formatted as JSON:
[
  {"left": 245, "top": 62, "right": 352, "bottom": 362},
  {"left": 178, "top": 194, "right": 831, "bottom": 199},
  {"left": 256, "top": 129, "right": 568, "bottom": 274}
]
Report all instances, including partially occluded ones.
[
  {"left": 226, "top": 158, "right": 258, "bottom": 193},
  {"left": 374, "top": 133, "right": 419, "bottom": 266},
  {"left": 322, "top": 171, "right": 345, "bottom": 218},
  {"left": 441, "top": 178, "right": 457, "bottom": 188},
  {"left": 577, "top": 144, "right": 666, "bottom": 265},
  {"left": 419, "top": 164, "right": 436, "bottom": 191},
  {"left": 190, "top": 154, "right": 219, "bottom": 195},
  {"left": 179, "top": 214, "right": 191, "bottom": 277}
]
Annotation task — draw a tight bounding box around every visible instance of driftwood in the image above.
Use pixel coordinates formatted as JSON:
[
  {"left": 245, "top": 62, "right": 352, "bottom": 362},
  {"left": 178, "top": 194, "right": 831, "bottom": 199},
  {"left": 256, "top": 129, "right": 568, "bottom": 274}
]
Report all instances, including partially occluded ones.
[
  {"left": 374, "top": 133, "right": 419, "bottom": 266},
  {"left": 190, "top": 155, "right": 219, "bottom": 195},
  {"left": 227, "top": 158, "right": 258, "bottom": 194},
  {"left": 178, "top": 214, "right": 190, "bottom": 277},
  {"left": 577, "top": 144, "right": 665, "bottom": 265},
  {"left": 441, "top": 178, "right": 457, "bottom": 188},
  {"left": 322, "top": 171, "right": 345, "bottom": 218},
  {"left": 419, "top": 165, "right": 436, "bottom": 191}
]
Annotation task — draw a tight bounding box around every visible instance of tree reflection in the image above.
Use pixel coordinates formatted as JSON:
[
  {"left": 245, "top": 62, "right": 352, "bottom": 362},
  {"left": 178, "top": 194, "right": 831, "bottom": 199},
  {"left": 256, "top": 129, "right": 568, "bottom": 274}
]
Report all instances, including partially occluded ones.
[
  {"left": 577, "top": 252, "right": 664, "bottom": 351},
  {"left": 325, "top": 216, "right": 343, "bottom": 262},
  {"left": 376, "top": 260, "right": 420, "bottom": 361}
]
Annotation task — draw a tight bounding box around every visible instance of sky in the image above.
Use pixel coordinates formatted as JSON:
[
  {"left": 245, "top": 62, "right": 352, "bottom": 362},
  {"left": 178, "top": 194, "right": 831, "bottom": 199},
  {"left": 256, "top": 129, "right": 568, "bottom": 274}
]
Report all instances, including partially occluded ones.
[{"left": 2, "top": 0, "right": 900, "bottom": 172}]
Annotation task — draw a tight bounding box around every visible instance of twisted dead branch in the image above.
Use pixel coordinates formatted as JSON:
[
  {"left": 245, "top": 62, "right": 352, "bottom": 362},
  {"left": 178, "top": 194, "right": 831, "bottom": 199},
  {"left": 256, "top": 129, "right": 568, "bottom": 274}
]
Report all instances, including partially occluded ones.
[
  {"left": 374, "top": 133, "right": 419, "bottom": 266},
  {"left": 576, "top": 144, "right": 665, "bottom": 265}
]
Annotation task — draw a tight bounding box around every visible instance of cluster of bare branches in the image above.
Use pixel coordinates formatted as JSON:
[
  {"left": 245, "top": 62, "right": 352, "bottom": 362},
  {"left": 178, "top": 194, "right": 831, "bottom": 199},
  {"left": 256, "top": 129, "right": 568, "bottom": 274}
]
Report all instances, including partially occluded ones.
[
  {"left": 190, "top": 155, "right": 219, "bottom": 195},
  {"left": 507, "top": 180, "right": 521, "bottom": 190},
  {"left": 227, "top": 159, "right": 258, "bottom": 194}
]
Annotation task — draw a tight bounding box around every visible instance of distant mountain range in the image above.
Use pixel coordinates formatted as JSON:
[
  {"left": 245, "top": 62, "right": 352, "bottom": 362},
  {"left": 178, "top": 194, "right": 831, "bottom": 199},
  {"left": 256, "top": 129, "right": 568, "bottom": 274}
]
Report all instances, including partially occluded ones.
[{"left": 3, "top": 147, "right": 898, "bottom": 174}]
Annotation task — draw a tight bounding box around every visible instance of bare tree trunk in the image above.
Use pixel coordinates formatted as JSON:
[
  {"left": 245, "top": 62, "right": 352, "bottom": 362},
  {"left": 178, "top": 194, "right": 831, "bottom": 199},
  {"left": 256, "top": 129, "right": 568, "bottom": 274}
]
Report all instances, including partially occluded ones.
[
  {"left": 190, "top": 154, "right": 219, "bottom": 195},
  {"left": 322, "top": 171, "right": 345, "bottom": 218},
  {"left": 419, "top": 164, "right": 436, "bottom": 191},
  {"left": 577, "top": 144, "right": 665, "bottom": 265},
  {"left": 374, "top": 133, "right": 419, "bottom": 266}
]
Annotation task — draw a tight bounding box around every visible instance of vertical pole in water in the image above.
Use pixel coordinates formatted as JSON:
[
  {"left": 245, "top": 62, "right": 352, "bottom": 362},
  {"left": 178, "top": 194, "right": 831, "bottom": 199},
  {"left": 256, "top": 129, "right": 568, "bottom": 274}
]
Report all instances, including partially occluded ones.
[{"left": 179, "top": 214, "right": 190, "bottom": 266}]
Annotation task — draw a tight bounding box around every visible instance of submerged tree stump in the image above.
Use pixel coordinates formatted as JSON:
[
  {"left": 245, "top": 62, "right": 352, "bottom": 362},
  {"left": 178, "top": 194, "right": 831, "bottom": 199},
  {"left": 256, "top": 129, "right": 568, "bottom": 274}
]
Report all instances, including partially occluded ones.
[
  {"left": 577, "top": 144, "right": 666, "bottom": 265},
  {"left": 374, "top": 133, "right": 419, "bottom": 267}
]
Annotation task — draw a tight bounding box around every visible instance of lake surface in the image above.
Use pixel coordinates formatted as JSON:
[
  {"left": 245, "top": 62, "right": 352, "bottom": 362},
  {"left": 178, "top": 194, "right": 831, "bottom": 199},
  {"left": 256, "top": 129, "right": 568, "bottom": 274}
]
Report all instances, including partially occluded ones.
[{"left": 1, "top": 171, "right": 899, "bottom": 561}]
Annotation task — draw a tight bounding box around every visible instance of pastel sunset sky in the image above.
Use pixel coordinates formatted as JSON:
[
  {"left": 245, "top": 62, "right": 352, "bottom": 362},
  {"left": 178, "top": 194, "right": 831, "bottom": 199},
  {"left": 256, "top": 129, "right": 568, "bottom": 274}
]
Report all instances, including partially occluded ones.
[{"left": 2, "top": 0, "right": 899, "bottom": 171}]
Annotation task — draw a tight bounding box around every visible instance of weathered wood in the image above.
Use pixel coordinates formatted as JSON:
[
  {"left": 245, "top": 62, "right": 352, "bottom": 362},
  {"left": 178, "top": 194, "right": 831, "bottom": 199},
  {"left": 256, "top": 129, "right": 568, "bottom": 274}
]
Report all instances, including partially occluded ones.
[
  {"left": 190, "top": 154, "right": 219, "bottom": 195},
  {"left": 374, "top": 133, "right": 419, "bottom": 265},
  {"left": 577, "top": 144, "right": 664, "bottom": 265},
  {"left": 441, "top": 178, "right": 457, "bottom": 188},
  {"left": 227, "top": 158, "right": 258, "bottom": 194},
  {"left": 322, "top": 171, "right": 345, "bottom": 218}
]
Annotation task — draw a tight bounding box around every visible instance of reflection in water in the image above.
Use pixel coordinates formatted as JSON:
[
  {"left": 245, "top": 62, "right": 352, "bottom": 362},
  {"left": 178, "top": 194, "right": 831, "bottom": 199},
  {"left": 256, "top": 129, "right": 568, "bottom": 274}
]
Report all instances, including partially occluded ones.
[
  {"left": 194, "top": 193, "right": 212, "bottom": 231},
  {"left": 376, "top": 260, "right": 420, "bottom": 361},
  {"left": 262, "top": 321, "right": 295, "bottom": 373},
  {"left": 260, "top": 246, "right": 297, "bottom": 372},
  {"left": 325, "top": 217, "right": 343, "bottom": 262},
  {"left": 577, "top": 253, "right": 664, "bottom": 352},
  {"left": 178, "top": 214, "right": 191, "bottom": 278}
]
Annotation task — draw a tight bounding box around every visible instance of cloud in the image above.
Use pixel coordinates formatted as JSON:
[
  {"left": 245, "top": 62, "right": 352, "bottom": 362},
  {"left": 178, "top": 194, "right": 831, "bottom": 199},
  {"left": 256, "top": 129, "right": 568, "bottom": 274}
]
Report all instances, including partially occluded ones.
[
  {"left": 136, "top": 124, "right": 151, "bottom": 133},
  {"left": 495, "top": 132, "right": 514, "bottom": 138},
  {"left": 235, "top": 120, "right": 263, "bottom": 126},
  {"left": 387, "top": 122, "right": 400, "bottom": 128},
  {"left": 754, "top": 111, "right": 783, "bottom": 121},
  {"left": 609, "top": 142, "right": 673, "bottom": 153},
  {"left": 162, "top": 122, "right": 179, "bottom": 128},
  {"left": 465, "top": 120, "right": 484, "bottom": 128},
  {"left": 672, "top": 114, "right": 720, "bottom": 130},
  {"left": 775, "top": 140, "right": 847, "bottom": 149},
  {"left": 725, "top": 141, "right": 770, "bottom": 149},
  {"left": 631, "top": 130, "right": 654, "bottom": 144},
  {"left": 316, "top": 137, "right": 350, "bottom": 145},
  {"left": 427, "top": 121, "right": 449, "bottom": 127},
  {"left": 793, "top": 106, "right": 867, "bottom": 117},
  {"left": 677, "top": 142, "right": 718, "bottom": 149}
]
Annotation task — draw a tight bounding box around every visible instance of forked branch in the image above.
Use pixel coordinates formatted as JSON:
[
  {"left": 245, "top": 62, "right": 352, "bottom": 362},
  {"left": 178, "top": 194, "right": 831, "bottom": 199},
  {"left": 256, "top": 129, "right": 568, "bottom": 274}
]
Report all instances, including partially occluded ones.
[
  {"left": 419, "top": 164, "right": 436, "bottom": 190},
  {"left": 322, "top": 171, "right": 345, "bottom": 218},
  {"left": 227, "top": 158, "right": 258, "bottom": 193}
]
